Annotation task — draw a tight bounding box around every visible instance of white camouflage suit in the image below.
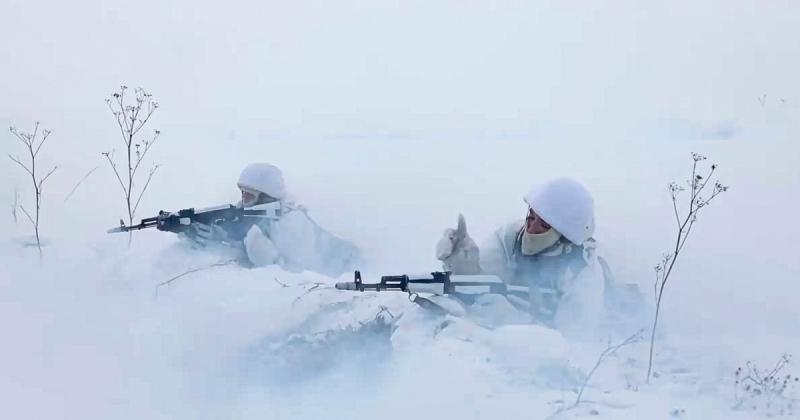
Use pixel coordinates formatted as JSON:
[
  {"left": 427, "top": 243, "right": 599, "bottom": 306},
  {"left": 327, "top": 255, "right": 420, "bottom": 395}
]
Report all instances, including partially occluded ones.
[
  {"left": 436, "top": 178, "right": 608, "bottom": 330},
  {"left": 192, "top": 163, "right": 361, "bottom": 278},
  {"left": 242, "top": 202, "right": 361, "bottom": 278}
]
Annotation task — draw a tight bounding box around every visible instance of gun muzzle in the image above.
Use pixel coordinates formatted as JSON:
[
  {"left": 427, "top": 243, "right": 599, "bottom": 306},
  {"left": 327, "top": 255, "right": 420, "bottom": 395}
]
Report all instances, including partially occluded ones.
[{"left": 334, "top": 282, "right": 359, "bottom": 290}]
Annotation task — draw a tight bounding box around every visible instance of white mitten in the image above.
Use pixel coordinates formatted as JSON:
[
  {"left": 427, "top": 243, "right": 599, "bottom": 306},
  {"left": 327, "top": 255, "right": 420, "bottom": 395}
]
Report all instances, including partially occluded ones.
[
  {"left": 435, "top": 214, "right": 481, "bottom": 275},
  {"left": 244, "top": 225, "right": 280, "bottom": 267}
]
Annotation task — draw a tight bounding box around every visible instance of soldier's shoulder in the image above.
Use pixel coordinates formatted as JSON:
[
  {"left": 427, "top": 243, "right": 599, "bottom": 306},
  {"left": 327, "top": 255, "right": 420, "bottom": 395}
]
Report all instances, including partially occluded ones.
[
  {"left": 497, "top": 220, "right": 524, "bottom": 238},
  {"left": 488, "top": 219, "right": 524, "bottom": 248}
]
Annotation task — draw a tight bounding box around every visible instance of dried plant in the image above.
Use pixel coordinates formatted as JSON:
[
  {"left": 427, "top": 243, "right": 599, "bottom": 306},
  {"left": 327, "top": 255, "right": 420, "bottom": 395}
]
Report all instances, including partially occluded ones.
[
  {"left": 734, "top": 354, "right": 798, "bottom": 416},
  {"left": 8, "top": 122, "right": 58, "bottom": 257},
  {"left": 102, "top": 86, "right": 161, "bottom": 245},
  {"left": 646, "top": 153, "right": 728, "bottom": 382}
]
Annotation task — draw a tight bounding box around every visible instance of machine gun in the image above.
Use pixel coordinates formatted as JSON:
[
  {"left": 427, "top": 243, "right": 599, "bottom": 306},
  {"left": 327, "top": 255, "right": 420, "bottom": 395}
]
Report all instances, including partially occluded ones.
[
  {"left": 336, "top": 270, "right": 529, "bottom": 302},
  {"left": 336, "top": 270, "right": 531, "bottom": 317},
  {"left": 107, "top": 203, "right": 281, "bottom": 241}
]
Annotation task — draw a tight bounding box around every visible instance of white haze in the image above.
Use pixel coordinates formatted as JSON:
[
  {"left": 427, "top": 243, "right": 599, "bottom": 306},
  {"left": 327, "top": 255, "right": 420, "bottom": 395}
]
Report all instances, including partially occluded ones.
[{"left": 1, "top": 1, "right": 799, "bottom": 419}]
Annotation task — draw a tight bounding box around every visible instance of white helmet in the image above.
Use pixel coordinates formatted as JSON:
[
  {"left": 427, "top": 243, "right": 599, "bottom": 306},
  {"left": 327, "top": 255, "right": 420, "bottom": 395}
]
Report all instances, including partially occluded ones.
[
  {"left": 237, "top": 163, "right": 287, "bottom": 200},
  {"left": 523, "top": 177, "right": 595, "bottom": 245}
]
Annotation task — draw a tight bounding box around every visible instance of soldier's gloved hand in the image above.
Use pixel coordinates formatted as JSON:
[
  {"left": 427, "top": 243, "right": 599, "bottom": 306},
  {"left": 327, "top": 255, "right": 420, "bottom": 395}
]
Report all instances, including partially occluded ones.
[
  {"left": 186, "top": 222, "right": 223, "bottom": 248},
  {"left": 435, "top": 213, "right": 481, "bottom": 275}
]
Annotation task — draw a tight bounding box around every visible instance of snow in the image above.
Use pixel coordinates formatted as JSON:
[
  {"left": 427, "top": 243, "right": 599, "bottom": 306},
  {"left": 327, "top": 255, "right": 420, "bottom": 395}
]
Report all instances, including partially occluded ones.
[
  {"left": 2, "top": 1, "right": 800, "bottom": 419},
  {"left": 2, "top": 224, "right": 798, "bottom": 419}
]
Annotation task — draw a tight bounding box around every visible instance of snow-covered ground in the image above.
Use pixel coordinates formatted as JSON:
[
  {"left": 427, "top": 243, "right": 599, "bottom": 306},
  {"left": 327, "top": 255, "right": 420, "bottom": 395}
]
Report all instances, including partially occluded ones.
[
  {"left": 2, "top": 1, "right": 799, "bottom": 419},
  {"left": 2, "top": 226, "right": 799, "bottom": 419}
]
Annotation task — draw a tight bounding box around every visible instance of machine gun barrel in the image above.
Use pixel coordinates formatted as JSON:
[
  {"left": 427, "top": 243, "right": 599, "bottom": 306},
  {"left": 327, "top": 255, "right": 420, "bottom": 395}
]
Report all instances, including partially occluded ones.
[{"left": 106, "top": 216, "right": 159, "bottom": 233}]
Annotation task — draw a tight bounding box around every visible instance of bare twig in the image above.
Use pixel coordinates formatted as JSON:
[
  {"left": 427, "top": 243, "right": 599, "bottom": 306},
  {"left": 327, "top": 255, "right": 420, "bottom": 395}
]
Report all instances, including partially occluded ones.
[
  {"left": 273, "top": 277, "right": 290, "bottom": 288},
  {"left": 33, "top": 129, "right": 51, "bottom": 157},
  {"left": 546, "top": 330, "right": 644, "bottom": 420},
  {"left": 19, "top": 205, "right": 35, "bottom": 227},
  {"left": 11, "top": 187, "right": 19, "bottom": 224},
  {"left": 158, "top": 259, "right": 236, "bottom": 288},
  {"left": 64, "top": 166, "right": 99, "bottom": 202},
  {"left": 8, "top": 154, "right": 34, "bottom": 177},
  {"left": 575, "top": 330, "right": 644, "bottom": 407},
  {"left": 131, "top": 130, "right": 160, "bottom": 178},
  {"left": 102, "top": 151, "right": 129, "bottom": 200},
  {"left": 671, "top": 188, "right": 681, "bottom": 228},
  {"left": 292, "top": 282, "right": 327, "bottom": 304},
  {"left": 38, "top": 166, "right": 58, "bottom": 190},
  {"left": 132, "top": 165, "right": 159, "bottom": 215}
]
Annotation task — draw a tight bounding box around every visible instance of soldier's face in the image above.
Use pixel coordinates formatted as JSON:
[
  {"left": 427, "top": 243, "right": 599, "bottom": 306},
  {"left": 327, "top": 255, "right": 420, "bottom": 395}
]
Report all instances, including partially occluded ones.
[
  {"left": 241, "top": 189, "right": 258, "bottom": 206},
  {"left": 526, "top": 208, "right": 551, "bottom": 234}
]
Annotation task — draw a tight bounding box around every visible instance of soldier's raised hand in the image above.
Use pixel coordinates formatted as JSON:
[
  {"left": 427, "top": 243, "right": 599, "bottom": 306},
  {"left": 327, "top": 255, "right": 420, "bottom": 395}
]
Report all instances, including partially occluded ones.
[{"left": 435, "top": 213, "right": 481, "bottom": 275}]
